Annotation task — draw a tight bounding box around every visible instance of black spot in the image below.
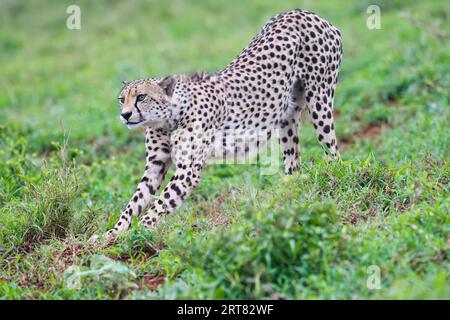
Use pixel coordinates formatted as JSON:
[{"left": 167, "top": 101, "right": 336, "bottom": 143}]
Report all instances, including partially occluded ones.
[
  {"left": 171, "top": 184, "right": 182, "bottom": 196},
  {"left": 152, "top": 160, "right": 164, "bottom": 166}
]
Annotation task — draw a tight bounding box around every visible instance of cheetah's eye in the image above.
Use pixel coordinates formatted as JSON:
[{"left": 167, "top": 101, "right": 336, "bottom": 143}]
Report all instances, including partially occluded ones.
[
  {"left": 118, "top": 97, "right": 125, "bottom": 104},
  {"left": 137, "top": 94, "right": 147, "bottom": 101}
]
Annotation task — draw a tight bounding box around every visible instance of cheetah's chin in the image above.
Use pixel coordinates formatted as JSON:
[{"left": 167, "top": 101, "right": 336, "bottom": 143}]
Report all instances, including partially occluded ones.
[
  {"left": 126, "top": 119, "right": 168, "bottom": 130},
  {"left": 126, "top": 120, "right": 147, "bottom": 129}
]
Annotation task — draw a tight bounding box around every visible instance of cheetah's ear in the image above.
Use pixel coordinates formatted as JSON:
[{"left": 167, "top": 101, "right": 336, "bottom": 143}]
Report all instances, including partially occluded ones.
[
  {"left": 158, "top": 76, "right": 177, "bottom": 96},
  {"left": 122, "top": 80, "right": 129, "bottom": 87}
]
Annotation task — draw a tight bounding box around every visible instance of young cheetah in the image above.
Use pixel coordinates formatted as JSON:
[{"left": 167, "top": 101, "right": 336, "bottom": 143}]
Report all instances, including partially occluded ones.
[{"left": 108, "top": 9, "right": 342, "bottom": 236}]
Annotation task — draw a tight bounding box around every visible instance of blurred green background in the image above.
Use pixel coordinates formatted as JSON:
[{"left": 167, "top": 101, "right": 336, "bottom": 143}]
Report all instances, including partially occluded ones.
[{"left": 0, "top": 0, "right": 449, "bottom": 299}]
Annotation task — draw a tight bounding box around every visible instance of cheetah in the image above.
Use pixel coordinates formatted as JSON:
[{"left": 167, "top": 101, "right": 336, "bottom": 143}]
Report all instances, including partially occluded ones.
[{"left": 108, "top": 9, "right": 342, "bottom": 236}]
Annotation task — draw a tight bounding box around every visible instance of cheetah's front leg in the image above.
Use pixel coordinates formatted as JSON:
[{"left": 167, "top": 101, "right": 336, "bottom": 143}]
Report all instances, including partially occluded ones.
[
  {"left": 139, "top": 129, "right": 209, "bottom": 228},
  {"left": 106, "top": 128, "right": 172, "bottom": 237},
  {"left": 138, "top": 162, "right": 203, "bottom": 228}
]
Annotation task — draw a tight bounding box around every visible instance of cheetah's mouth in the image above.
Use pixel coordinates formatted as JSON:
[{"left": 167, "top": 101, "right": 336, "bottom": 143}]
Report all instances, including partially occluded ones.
[{"left": 126, "top": 120, "right": 145, "bottom": 128}]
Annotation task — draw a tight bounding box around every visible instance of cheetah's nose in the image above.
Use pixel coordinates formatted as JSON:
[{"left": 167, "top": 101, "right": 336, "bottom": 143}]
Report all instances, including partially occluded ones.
[{"left": 121, "top": 112, "right": 132, "bottom": 121}]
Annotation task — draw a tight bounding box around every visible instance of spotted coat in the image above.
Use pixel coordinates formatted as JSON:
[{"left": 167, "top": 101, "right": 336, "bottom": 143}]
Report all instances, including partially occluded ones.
[{"left": 108, "top": 9, "right": 342, "bottom": 236}]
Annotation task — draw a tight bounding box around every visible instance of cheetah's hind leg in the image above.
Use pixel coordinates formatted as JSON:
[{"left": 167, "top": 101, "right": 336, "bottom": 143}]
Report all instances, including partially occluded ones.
[
  {"left": 305, "top": 82, "right": 340, "bottom": 160},
  {"left": 278, "top": 79, "right": 305, "bottom": 175}
]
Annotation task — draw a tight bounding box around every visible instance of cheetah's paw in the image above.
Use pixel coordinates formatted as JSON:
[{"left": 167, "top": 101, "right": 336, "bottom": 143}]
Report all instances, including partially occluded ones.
[
  {"left": 88, "top": 229, "right": 116, "bottom": 247},
  {"left": 139, "top": 210, "right": 160, "bottom": 229}
]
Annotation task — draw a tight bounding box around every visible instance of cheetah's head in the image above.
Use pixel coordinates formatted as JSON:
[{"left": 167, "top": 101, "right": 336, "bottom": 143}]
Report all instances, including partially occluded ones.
[{"left": 117, "top": 77, "right": 177, "bottom": 129}]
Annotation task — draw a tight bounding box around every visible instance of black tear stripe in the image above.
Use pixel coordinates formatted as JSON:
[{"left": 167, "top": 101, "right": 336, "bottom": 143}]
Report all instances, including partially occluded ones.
[{"left": 134, "top": 97, "right": 143, "bottom": 119}]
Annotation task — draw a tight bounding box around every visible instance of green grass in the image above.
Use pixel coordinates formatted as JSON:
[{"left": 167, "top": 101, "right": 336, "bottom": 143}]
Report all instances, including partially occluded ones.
[{"left": 0, "top": 0, "right": 449, "bottom": 299}]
